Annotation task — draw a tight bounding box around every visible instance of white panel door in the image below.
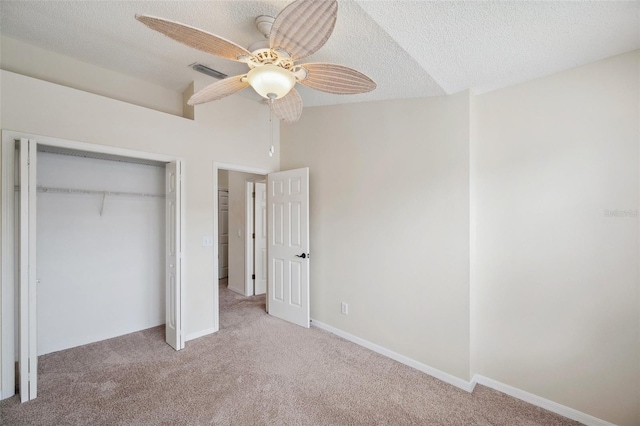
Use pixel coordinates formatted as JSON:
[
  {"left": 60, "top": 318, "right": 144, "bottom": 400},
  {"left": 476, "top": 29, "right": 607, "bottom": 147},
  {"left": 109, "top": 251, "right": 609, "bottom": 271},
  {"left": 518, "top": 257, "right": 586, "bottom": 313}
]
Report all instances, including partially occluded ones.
[
  {"left": 165, "top": 161, "right": 183, "bottom": 350},
  {"left": 267, "top": 168, "right": 309, "bottom": 328},
  {"left": 19, "top": 138, "right": 37, "bottom": 401},
  {"left": 218, "top": 190, "right": 229, "bottom": 279},
  {"left": 254, "top": 182, "right": 267, "bottom": 295}
]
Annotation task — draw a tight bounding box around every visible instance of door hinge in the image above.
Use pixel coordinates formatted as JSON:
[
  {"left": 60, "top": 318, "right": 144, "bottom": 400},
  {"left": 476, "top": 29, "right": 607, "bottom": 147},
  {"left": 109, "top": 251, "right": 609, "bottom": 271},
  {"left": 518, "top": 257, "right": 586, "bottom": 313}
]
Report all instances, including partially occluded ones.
[
  {"left": 252, "top": 233, "right": 255, "bottom": 239},
  {"left": 252, "top": 274, "right": 255, "bottom": 280},
  {"left": 252, "top": 192, "right": 255, "bottom": 198}
]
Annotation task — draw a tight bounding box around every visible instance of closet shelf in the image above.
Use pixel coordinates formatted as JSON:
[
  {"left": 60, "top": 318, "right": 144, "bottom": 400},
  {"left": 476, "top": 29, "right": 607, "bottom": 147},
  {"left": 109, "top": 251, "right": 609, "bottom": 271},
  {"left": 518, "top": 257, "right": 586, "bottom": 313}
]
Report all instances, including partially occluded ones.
[{"left": 15, "top": 185, "right": 165, "bottom": 199}]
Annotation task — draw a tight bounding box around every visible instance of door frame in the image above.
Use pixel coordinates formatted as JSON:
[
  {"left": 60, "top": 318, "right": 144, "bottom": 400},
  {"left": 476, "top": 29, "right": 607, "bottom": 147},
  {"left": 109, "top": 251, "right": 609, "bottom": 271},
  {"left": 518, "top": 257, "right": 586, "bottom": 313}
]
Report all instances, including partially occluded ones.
[
  {"left": 244, "top": 180, "right": 269, "bottom": 297},
  {"left": 212, "top": 162, "right": 271, "bottom": 332},
  {"left": 245, "top": 181, "right": 255, "bottom": 297},
  {"left": 0, "top": 130, "right": 186, "bottom": 400},
  {"left": 253, "top": 181, "right": 267, "bottom": 296}
]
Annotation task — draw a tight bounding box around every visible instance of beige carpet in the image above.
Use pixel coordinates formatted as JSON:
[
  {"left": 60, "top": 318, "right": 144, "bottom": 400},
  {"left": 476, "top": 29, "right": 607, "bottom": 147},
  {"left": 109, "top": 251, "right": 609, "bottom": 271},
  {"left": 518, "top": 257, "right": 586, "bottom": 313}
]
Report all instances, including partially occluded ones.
[{"left": 0, "top": 281, "right": 580, "bottom": 425}]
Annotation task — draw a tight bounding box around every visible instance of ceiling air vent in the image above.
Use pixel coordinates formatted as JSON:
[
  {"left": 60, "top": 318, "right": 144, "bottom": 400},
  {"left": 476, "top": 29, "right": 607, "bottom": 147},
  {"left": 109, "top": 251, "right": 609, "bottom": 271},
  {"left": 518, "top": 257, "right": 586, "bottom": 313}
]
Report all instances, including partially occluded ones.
[{"left": 190, "top": 63, "right": 227, "bottom": 80}]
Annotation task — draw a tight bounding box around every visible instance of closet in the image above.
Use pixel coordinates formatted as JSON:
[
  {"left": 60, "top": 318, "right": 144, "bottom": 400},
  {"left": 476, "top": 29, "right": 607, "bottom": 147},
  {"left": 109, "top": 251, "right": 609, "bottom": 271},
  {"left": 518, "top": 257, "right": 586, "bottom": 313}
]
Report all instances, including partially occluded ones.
[
  {"left": 1, "top": 134, "right": 183, "bottom": 401},
  {"left": 36, "top": 146, "right": 166, "bottom": 355}
]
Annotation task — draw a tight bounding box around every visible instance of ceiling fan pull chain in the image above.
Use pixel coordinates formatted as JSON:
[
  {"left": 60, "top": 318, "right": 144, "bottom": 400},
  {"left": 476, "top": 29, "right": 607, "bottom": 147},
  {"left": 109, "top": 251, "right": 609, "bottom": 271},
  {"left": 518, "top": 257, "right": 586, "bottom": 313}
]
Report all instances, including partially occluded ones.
[{"left": 269, "top": 105, "right": 275, "bottom": 157}]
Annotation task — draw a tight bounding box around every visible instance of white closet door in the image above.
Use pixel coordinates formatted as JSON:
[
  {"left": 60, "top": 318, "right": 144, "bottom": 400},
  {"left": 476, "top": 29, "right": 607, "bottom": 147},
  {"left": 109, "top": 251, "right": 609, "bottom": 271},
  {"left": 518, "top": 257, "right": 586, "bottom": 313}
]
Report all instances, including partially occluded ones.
[
  {"left": 19, "top": 138, "right": 37, "bottom": 401},
  {"left": 267, "top": 168, "right": 310, "bottom": 328},
  {"left": 165, "top": 161, "right": 183, "bottom": 350}
]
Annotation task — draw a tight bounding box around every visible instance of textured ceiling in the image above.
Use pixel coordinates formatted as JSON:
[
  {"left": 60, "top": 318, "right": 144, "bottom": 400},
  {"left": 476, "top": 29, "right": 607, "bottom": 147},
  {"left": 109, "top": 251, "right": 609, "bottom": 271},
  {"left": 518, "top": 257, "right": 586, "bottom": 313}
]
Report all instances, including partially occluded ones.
[{"left": 1, "top": 1, "right": 638, "bottom": 108}]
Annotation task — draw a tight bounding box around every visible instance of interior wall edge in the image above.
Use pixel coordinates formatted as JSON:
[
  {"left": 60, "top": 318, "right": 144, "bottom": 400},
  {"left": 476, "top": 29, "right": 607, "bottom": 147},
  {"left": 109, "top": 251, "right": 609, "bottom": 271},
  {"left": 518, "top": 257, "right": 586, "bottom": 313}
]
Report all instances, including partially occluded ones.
[
  {"left": 468, "top": 88, "right": 480, "bottom": 379},
  {"left": 0, "top": 36, "right": 184, "bottom": 117}
]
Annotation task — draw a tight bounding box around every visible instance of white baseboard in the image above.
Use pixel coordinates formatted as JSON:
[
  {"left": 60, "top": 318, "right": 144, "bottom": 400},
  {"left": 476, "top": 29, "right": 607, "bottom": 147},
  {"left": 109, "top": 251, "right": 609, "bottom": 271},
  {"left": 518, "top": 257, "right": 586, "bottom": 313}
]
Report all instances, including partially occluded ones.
[
  {"left": 310, "top": 318, "right": 615, "bottom": 426},
  {"left": 185, "top": 327, "right": 216, "bottom": 342},
  {"left": 471, "top": 375, "right": 617, "bottom": 426},
  {"left": 310, "top": 319, "right": 475, "bottom": 392}
]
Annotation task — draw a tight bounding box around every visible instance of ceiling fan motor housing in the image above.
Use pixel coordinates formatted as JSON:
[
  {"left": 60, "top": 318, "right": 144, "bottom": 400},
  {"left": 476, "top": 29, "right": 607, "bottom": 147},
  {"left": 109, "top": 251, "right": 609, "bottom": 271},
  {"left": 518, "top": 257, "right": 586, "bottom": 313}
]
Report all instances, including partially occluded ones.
[
  {"left": 248, "top": 15, "right": 275, "bottom": 52},
  {"left": 255, "top": 15, "right": 275, "bottom": 38},
  {"left": 248, "top": 49, "right": 293, "bottom": 69}
]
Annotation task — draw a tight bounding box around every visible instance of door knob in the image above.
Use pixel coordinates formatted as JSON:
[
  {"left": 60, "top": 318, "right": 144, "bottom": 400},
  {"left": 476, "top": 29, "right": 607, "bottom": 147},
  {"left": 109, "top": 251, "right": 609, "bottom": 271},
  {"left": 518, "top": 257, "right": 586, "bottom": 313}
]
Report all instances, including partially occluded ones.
[{"left": 295, "top": 253, "right": 309, "bottom": 259}]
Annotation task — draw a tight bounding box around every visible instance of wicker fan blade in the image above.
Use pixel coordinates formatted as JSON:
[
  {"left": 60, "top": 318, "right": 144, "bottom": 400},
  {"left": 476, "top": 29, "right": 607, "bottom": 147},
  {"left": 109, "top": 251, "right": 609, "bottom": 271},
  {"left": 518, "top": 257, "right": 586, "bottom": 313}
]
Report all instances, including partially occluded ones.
[
  {"left": 136, "top": 15, "right": 254, "bottom": 62},
  {"left": 188, "top": 75, "right": 249, "bottom": 105},
  {"left": 270, "top": 88, "right": 303, "bottom": 123},
  {"left": 270, "top": 0, "right": 337, "bottom": 61},
  {"left": 298, "top": 63, "right": 376, "bottom": 94}
]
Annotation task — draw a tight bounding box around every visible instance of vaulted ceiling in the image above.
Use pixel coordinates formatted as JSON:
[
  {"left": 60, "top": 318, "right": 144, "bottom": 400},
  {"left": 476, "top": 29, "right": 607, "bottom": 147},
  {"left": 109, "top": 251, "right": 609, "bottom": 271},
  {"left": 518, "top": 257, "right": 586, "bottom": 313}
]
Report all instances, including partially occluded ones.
[{"left": 1, "top": 1, "right": 638, "bottom": 107}]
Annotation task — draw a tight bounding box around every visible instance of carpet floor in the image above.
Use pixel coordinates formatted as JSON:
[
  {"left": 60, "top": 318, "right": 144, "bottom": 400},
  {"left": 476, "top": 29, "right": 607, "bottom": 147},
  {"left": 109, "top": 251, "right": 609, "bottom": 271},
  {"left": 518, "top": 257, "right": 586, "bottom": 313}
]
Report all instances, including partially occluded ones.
[{"left": 0, "top": 281, "right": 580, "bottom": 425}]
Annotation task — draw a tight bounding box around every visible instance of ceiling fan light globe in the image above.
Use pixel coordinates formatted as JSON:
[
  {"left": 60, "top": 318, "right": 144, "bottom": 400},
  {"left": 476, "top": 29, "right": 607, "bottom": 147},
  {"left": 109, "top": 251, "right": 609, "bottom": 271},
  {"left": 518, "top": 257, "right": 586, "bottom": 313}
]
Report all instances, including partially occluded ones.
[{"left": 247, "top": 64, "right": 296, "bottom": 100}]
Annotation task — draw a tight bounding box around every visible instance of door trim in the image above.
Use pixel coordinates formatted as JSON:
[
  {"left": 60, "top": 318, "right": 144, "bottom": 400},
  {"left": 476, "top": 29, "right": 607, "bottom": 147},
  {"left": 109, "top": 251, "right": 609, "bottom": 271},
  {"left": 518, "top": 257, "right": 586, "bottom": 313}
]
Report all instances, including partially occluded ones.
[
  {"left": 245, "top": 181, "right": 255, "bottom": 297},
  {"left": 253, "top": 181, "right": 267, "bottom": 296},
  {"left": 0, "top": 130, "right": 186, "bottom": 400},
  {"left": 0, "top": 133, "right": 16, "bottom": 400}
]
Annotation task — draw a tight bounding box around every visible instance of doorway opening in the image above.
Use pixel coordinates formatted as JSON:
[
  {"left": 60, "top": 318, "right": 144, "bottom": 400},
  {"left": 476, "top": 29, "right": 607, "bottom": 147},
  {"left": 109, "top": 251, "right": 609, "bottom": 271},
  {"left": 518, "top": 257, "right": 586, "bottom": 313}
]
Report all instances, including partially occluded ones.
[
  {"left": 212, "top": 163, "right": 311, "bottom": 333},
  {"left": 215, "top": 165, "right": 268, "bottom": 329}
]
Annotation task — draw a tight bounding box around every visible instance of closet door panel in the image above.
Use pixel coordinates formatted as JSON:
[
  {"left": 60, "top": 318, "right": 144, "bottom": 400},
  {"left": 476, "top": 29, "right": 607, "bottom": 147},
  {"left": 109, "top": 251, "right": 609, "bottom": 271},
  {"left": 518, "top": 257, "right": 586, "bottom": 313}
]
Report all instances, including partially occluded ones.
[{"left": 165, "top": 160, "right": 182, "bottom": 350}]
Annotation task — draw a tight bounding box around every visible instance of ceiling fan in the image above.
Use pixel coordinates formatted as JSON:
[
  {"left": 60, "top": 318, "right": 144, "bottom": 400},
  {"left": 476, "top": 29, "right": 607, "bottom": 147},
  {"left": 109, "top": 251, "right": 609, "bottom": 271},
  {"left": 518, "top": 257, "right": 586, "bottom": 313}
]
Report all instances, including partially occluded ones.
[{"left": 136, "top": 0, "right": 376, "bottom": 123}]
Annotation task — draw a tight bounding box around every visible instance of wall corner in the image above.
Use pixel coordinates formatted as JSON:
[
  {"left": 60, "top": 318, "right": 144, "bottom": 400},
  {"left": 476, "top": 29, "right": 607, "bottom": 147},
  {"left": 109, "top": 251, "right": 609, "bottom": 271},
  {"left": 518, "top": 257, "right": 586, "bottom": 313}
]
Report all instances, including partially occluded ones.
[
  {"left": 468, "top": 89, "right": 480, "bottom": 378},
  {"left": 182, "top": 82, "right": 195, "bottom": 121}
]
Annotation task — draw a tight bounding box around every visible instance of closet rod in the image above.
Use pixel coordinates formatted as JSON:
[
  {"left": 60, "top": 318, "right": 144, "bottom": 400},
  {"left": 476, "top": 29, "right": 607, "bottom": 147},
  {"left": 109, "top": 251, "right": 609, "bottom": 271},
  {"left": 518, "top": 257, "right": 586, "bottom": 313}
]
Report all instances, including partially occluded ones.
[{"left": 14, "top": 185, "right": 165, "bottom": 199}]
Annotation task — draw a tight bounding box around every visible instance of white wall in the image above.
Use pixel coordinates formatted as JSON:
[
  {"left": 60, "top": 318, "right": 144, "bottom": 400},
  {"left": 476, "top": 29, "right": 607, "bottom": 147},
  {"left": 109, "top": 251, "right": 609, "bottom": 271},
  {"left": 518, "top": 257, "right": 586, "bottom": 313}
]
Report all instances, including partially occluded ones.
[
  {"left": 37, "top": 152, "right": 165, "bottom": 355},
  {"left": 0, "top": 36, "right": 184, "bottom": 117},
  {"left": 227, "top": 171, "right": 265, "bottom": 295},
  {"left": 281, "top": 50, "right": 640, "bottom": 426},
  {"left": 281, "top": 92, "right": 472, "bottom": 381},
  {"left": 473, "top": 50, "right": 639, "bottom": 426},
  {"left": 0, "top": 67, "right": 278, "bottom": 362}
]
